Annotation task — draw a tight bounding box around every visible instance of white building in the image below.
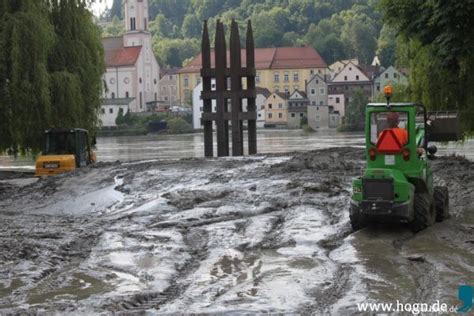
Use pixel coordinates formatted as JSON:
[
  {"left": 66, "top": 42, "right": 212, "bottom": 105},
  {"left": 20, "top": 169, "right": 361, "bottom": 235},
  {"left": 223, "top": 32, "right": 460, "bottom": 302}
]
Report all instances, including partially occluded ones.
[
  {"left": 192, "top": 81, "right": 269, "bottom": 130},
  {"left": 100, "top": 0, "right": 160, "bottom": 127}
]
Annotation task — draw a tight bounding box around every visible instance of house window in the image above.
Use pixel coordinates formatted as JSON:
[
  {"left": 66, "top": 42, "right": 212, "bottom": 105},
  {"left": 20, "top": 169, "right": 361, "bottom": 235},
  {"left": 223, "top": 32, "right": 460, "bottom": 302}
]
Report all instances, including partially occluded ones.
[
  {"left": 316, "top": 79, "right": 319, "bottom": 84},
  {"left": 139, "top": 92, "right": 143, "bottom": 109},
  {"left": 258, "top": 113, "right": 261, "bottom": 118},
  {"left": 320, "top": 101, "right": 323, "bottom": 105},
  {"left": 349, "top": 67, "right": 352, "bottom": 71},
  {"left": 278, "top": 103, "right": 283, "bottom": 109},
  {"left": 101, "top": 108, "right": 105, "bottom": 114},
  {"left": 125, "top": 91, "right": 129, "bottom": 98},
  {"left": 284, "top": 86, "right": 289, "bottom": 94},
  {"left": 274, "top": 72, "right": 279, "bottom": 82},
  {"left": 394, "top": 73, "right": 398, "bottom": 78},
  {"left": 344, "top": 76, "right": 348, "bottom": 81},
  {"left": 268, "top": 103, "right": 272, "bottom": 109},
  {"left": 268, "top": 113, "right": 272, "bottom": 119},
  {"left": 300, "top": 113, "right": 303, "bottom": 117},
  {"left": 293, "top": 72, "right": 299, "bottom": 82},
  {"left": 385, "top": 73, "right": 389, "bottom": 79},
  {"left": 109, "top": 108, "right": 113, "bottom": 114},
  {"left": 312, "top": 101, "right": 316, "bottom": 105},
  {"left": 284, "top": 73, "right": 289, "bottom": 82},
  {"left": 377, "top": 85, "right": 380, "bottom": 91},
  {"left": 111, "top": 92, "right": 115, "bottom": 99},
  {"left": 320, "top": 88, "right": 325, "bottom": 95},
  {"left": 336, "top": 97, "right": 340, "bottom": 104},
  {"left": 310, "top": 69, "right": 314, "bottom": 75},
  {"left": 316, "top": 106, "right": 319, "bottom": 110},
  {"left": 119, "top": 108, "right": 124, "bottom": 114},
  {"left": 197, "top": 78, "right": 201, "bottom": 85},
  {"left": 278, "top": 112, "right": 283, "bottom": 118},
  {"left": 154, "top": 79, "right": 157, "bottom": 84},
  {"left": 318, "top": 69, "right": 321, "bottom": 74},
  {"left": 291, "top": 113, "right": 295, "bottom": 118},
  {"left": 184, "top": 76, "right": 189, "bottom": 87},
  {"left": 130, "top": 17, "right": 136, "bottom": 30},
  {"left": 311, "top": 89, "right": 315, "bottom": 95},
  {"left": 144, "top": 18, "right": 148, "bottom": 30},
  {"left": 139, "top": 77, "right": 142, "bottom": 84},
  {"left": 256, "top": 72, "right": 260, "bottom": 83},
  {"left": 356, "top": 75, "right": 359, "bottom": 80}
]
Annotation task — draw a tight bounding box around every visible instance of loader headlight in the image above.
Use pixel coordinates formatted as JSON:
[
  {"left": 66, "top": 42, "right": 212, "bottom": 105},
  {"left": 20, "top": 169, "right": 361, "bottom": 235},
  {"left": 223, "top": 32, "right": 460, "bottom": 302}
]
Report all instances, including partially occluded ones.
[{"left": 353, "top": 186, "right": 362, "bottom": 193}]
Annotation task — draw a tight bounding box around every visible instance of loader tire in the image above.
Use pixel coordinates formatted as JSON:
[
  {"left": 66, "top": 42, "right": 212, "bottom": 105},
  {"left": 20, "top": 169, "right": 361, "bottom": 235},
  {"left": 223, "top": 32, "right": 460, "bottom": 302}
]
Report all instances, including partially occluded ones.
[
  {"left": 411, "top": 193, "right": 434, "bottom": 233},
  {"left": 434, "top": 186, "right": 449, "bottom": 222},
  {"left": 349, "top": 204, "right": 365, "bottom": 231}
]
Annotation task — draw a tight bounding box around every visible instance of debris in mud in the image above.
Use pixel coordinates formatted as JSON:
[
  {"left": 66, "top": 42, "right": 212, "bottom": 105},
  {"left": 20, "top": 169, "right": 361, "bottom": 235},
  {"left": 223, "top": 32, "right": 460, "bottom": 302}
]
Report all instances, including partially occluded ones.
[{"left": 0, "top": 148, "right": 473, "bottom": 314}]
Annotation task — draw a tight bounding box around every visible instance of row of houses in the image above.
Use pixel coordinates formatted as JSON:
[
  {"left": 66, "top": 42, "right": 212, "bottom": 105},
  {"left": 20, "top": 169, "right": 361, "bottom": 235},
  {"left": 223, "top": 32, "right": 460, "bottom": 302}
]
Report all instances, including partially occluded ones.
[
  {"left": 98, "top": 0, "right": 408, "bottom": 130},
  {"left": 191, "top": 59, "right": 409, "bottom": 130}
]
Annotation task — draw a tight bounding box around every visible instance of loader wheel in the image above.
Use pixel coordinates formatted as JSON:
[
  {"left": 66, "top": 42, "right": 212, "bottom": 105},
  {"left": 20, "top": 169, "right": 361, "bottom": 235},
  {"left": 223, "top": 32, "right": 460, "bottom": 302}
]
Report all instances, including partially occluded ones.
[
  {"left": 350, "top": 204, "right": 366, "bottom": 231},
  {"left": 434, "top": 186, "right": 449, "bottom": 221},
  {"left": 411, "top": 193, "right": 435, "bottom": 232}
]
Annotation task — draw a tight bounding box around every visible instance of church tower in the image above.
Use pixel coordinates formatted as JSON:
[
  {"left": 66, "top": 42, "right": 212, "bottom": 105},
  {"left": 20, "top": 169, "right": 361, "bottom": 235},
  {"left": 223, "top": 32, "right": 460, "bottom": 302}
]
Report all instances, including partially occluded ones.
[
  {"left": 124, "top": 0, "right": 149, "bottom": 33},
  {"left": 122, "top": 0, "right": 160, "bottom": 111}
]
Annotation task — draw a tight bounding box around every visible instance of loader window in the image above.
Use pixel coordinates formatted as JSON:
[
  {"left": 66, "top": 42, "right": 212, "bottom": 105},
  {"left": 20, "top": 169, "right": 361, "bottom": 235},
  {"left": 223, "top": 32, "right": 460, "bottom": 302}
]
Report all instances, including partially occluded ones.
[
  {"left": 45, "top": 132, "right": 76, "bottom": 155},
  {"left": 370, "top": 112, "right": 408, "bottom": 145}
]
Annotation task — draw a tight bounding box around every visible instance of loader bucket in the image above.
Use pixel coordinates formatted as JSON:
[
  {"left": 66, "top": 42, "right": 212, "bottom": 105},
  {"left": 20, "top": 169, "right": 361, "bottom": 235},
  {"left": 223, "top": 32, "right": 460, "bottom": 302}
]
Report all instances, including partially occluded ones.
[{"left": 427, "top": 111, "right": 462, "bottom": 142}]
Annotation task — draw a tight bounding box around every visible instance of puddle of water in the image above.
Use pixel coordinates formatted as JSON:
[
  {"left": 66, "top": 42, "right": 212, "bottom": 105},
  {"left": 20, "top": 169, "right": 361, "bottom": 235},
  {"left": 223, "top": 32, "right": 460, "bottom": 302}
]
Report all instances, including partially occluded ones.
[{"left": 27, "top": 272, "right": 109, "bottom": 305}]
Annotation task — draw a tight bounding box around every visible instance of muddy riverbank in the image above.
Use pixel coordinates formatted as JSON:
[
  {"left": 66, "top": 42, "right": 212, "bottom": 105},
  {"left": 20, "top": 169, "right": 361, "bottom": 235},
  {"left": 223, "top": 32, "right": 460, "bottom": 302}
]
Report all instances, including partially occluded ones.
[{"left": 0, "top": 148, "right": 473, "bottom": 314}]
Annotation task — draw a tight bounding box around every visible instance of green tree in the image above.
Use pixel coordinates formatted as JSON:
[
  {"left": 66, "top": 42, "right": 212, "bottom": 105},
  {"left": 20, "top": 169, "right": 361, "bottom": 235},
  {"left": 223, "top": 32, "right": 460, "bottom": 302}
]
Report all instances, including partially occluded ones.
[
  {"left": 104, "top": 15, "right": 124, "bottom": 37},
  {"left": 343, "top": 90, "right": 368, "bottom": 131},
  {"left": 152, "top": 37, "right": 199, "bottom": 67},
  {"left": 0, "top": 0, "right": 53, "bottom": 154},
  {"left": 377, "top": 24, "right": 397, "bottom": 67},
  {"left": 181, "top": 14, "right": 201, "bottom": 38},
  {"left": 167, "top": 117, "right": 193, "bottom": 134},
  {"left": 0, "top": 0, "right": 104, "bottom": 154},
  {"left": 380, "top": 0, "right": 474, "bottom": 130}
]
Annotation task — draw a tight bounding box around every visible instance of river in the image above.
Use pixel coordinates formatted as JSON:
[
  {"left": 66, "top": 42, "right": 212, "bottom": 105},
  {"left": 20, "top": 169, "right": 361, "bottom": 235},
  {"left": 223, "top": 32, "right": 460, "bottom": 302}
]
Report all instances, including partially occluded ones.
[{"left": 0, "top": 129, "right": 472, "bottom": 169}]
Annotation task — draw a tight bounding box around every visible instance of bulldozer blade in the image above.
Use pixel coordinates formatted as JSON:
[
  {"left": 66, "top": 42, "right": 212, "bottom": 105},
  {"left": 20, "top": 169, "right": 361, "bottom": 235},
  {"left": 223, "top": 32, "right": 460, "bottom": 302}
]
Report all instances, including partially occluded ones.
[{"left": 427, "top": 111, "right": 462, "bottom": 142}]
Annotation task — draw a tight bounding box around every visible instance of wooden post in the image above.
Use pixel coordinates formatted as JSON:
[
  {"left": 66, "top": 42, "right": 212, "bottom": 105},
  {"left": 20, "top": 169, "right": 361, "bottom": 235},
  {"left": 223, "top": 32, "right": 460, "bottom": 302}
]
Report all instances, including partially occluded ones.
[
  {"left": 215, "top": 20, "right": 229, "bottom": 156},
  {"left": 201, "top": 21, "right": 213, "bottom": 157},
  {"left": 246, "top": 20, "right": 257, "bottom": 155},
  {"left": 230, "top": 20, "right": 243, "bottom": 156},
  {"left": 200, "top": 19, "right": 256, "bottom": 157}
]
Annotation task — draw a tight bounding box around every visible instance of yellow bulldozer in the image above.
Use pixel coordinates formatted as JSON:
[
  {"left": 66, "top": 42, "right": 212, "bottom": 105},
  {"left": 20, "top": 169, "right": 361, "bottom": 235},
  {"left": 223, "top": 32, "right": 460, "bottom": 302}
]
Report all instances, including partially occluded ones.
[{"left": 35, "top": 128, "right": 96, "bottom": 176}]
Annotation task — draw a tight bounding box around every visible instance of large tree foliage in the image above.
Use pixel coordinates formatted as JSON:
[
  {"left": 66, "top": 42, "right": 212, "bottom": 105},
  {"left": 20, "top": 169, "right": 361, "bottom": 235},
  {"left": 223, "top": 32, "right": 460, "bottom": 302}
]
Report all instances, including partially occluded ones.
[
  {"left": 380, "top": 0, "right": 474, "bottom": 130},
  {"left": 0, "top": 0, "right": 105, "bottom": 154}
]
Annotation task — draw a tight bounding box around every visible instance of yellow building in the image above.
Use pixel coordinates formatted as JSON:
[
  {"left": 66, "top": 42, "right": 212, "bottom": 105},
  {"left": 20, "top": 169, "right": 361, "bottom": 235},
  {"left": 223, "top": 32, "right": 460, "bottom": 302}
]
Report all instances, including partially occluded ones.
[
  {"left": 177, "top": 46, "right": 328, "bottom": 105},
  {"left": 264, "top": 92, "right": 289, "bottom": 126}
]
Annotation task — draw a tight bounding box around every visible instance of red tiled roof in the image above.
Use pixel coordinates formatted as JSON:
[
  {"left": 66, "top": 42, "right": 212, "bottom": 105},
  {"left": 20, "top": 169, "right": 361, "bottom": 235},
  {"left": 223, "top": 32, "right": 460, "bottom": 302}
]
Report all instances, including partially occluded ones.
[
  {"left": 102, "top": 37, "right": 142, "bottom": 67},
  {"left": 104, "top": 46, "right": 142, "bottom": 67},
  {"left": 178, "top": 46, "right": 327, "bottom": 74}
]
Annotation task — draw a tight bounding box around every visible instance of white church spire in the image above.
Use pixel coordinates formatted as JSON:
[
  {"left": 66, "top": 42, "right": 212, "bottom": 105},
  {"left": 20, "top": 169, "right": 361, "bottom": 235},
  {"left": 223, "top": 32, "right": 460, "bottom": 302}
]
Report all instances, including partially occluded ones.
[{"left": 124, "top": 0, "right": 149, "bottom": 32}]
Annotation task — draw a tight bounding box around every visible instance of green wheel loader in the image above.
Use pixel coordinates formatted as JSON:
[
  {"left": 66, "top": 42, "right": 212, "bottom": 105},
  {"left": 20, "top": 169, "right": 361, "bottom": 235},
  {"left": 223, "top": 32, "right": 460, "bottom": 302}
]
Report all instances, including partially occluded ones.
[{"left": 350, "top": 86, "right": 461, "bottom": 232}]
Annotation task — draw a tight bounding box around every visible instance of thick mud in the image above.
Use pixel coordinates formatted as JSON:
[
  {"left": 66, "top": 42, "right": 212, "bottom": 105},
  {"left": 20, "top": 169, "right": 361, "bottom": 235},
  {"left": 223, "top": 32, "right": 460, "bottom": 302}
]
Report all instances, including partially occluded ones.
[{"left": 0, "top": 148, "right": 473, "bottom": 314}]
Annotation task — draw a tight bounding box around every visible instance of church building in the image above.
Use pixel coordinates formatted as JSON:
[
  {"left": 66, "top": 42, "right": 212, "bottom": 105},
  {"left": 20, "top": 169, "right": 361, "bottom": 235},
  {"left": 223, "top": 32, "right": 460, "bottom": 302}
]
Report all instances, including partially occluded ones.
[{"left": 100, "top": 0, "right": 160, "bottom": 127}]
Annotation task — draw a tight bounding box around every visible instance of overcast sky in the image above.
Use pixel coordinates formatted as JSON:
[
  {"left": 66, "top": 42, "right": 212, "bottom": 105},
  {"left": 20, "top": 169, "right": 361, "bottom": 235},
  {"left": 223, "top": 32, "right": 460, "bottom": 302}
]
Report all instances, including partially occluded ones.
[{"left": 89, "top": 0, "right": 113, "bottom": 16}]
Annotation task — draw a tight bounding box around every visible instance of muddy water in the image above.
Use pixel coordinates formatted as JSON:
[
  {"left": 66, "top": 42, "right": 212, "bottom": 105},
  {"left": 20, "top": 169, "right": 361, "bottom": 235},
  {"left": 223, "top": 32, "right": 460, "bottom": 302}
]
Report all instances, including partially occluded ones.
[
  {"left": 0, "top": 148, "right": 473, "bottom": 314},
  {"left": 1, "top": 130, "right": 472, "bottom": 170}
]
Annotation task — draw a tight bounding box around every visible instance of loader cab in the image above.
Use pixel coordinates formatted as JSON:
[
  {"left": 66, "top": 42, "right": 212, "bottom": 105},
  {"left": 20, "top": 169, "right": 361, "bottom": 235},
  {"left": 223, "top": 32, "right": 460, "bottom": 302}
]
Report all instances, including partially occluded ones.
[{"left": 44, "top": 128, "right": 94, "bottom": 168}]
